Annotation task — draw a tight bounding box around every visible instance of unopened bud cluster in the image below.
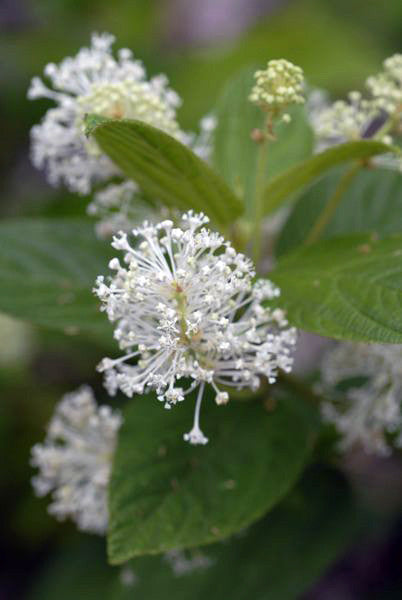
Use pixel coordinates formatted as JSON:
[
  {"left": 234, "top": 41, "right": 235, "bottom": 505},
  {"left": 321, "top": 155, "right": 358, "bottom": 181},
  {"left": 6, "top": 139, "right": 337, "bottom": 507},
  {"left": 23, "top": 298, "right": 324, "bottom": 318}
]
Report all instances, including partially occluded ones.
[{"left": 249, "top": 59, "right": 305, "bottom": 123}]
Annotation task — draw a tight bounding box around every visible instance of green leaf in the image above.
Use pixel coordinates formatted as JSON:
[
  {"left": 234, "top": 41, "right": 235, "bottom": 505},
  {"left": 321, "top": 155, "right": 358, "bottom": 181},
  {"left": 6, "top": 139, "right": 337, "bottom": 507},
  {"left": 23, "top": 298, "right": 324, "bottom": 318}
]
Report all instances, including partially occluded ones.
[
  {"left": 265, "top": 106, "right": 314, "bottom": 179},
  {"left": 121, "top": 468, "right": 360, "bottom": 600},
  {"left": 85, "top": 115, "right": 243, "bottom": 227},
  {"left": 0, "top": 219, "right": 112, "bottom": 338},
  {"left": 263, "top": 140, "right": 397, "bottom": 216},
  {"left": 29, "top": 467, "right": 361, "bottom": 600},
  {"left": 212, "top": 68, "right": 261, "bottom": 210},
  {"left": 270, "top": 233, "right": 402, "bottom": 343},
  {"left": 108, "top": 391, "right": 317, "bottom": 564},
  {"left": 277, "top": 167, "right": 402, "bottom": 257},
  {"left": 212, "top": 68, "right": 313, "bottom": 216}
]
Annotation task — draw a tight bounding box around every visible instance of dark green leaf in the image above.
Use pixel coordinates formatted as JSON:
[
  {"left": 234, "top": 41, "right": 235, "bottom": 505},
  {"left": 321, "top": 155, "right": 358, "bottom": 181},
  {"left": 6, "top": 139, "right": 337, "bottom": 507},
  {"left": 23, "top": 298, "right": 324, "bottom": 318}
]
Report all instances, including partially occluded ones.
[
  {"left": 270, "top": 234, "right": 402, "bottom": 343},
  {"left": 212, "top": 68, "right": 313, "bottom": 216},
  {"left": 0, "top": 219, "right": 112, "bottom": 339},
  {"left": 85, "top": 115, "right": 243, "bottom": 227},
  {"left": 29, "top": 467, "right": 361, "bottom": 600},
  {"left": 114, "top": 468, "right": 361, "bottom": 600},
  {"left": 108, "top": 391, "right": 317, "bottom": 563},
  {"left": 263, "top": 140, "right": 397, "bottom": 216},
  {"left": 277, "top": 167, "right": 402, "bottom": 257}
]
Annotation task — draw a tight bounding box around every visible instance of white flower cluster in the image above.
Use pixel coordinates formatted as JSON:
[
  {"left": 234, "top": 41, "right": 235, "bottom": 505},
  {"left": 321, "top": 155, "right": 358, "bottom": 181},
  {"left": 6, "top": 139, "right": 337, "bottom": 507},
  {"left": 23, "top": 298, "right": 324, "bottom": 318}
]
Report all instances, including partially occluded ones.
[
  {"left": 28, "top": 33, "right": 183, "bottom": 194},
  {"left": 87, "top": 180, "right": 161, "bottom": 238},
  {"left": 320, "top": 342, "right": 402, "bottom": 456},
  {"left": 31, "top": 386, "right": 122, "bottom": 534},
  {"left": 311, "top": 91, "right": 377, "bottom": 149},
  {"left": 367, "top": 54, "right": 402, "bottom": 116},
  {"left": 249, "top": 59, "right": 305, "bottom": 122},
  {"left": 310, "top": 54, "right": 402, "bottom": 167},
  {"left": 95, "top": 211, "right": 296, "bottom": 445}
]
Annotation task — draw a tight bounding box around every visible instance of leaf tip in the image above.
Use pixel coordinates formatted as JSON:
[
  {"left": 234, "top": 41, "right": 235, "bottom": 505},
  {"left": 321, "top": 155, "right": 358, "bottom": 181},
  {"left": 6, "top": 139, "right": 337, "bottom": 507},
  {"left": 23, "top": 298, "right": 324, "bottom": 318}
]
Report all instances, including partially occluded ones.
[{"left": 84, "top": 113, "right": 110, "bottom": 138}]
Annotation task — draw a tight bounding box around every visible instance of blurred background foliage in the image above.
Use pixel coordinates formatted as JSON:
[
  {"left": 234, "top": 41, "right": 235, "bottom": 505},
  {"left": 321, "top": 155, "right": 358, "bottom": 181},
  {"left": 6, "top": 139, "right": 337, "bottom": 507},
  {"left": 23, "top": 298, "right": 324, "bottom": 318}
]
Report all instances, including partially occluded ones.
[{"left": 1, "top": 0, "right": 402, "bottom": 598}]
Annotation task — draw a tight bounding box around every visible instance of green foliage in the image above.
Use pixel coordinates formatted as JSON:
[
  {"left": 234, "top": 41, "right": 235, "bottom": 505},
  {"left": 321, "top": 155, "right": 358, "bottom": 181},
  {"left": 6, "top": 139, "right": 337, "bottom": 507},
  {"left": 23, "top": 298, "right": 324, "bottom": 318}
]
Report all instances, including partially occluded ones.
[
  {"left": 0, "top": 219, "right": 112, "bottom": 338},
  {"left": 85, "top": 115, "right": 243, "bottom": 227},
  {"left": 263, "top": 140, "right": 397, "bottom": 216},
  {"left": 265, "top": 107, "right": 314, "bottom": 180},
  {"left": 5, "top": 4, "right": 402, "bottom": 597},
  {"left": 270, "top": 234, "right": 402, "bottom": 343},
  {"left": 212, "top": 68, "right": 262, "bottom": 211},
  {"left": 212, "top": 68, "right": 313, "bottom": 215},
  {"left": 108, "top": 391, "right": 317, "bottom": 564},
  {"left": 29, "top": 467, "right": 361, "bottom": 600},
  {"left": 277, "top": 167, "right": 402, "bottom": 256}
]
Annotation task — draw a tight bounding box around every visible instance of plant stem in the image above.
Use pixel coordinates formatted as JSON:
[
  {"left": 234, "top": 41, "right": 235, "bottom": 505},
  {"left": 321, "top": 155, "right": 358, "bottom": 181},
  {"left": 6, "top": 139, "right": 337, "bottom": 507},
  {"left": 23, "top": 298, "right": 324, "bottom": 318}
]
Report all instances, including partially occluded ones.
[
  {"left": 304, "top": 162, "right": 362, "bottom": 246},
  {"left": 252, "top": 139, "right": 269, "bottom": 267}
]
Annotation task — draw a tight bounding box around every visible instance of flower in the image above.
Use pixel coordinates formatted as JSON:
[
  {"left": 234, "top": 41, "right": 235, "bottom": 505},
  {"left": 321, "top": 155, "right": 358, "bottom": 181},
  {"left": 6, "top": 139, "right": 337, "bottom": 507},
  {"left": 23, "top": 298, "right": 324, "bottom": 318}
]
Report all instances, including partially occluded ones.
[
  {"left": 27, "top": 33, "right": 183, "bottom": 194},
  {"left": 308, "top": 54, "right": 402, "bottom": 169},
  {"left": 310, "top": 91, "right": 378, "bottom": 149},
  {"left": 249, "top": 59, "right": 305, "bottom": 122},
  {"left": 87, "top": 180, "right": 161, "bottom": 238},
  {"left": 320, "top": 342, "right": 402, "bottom": 456},
  {"left": 307, "top": 82, "right": 401, "bottom": 170},
  {"left": 366, "top": 54, "right": 402, "bottom": 117},
  {"left": 94, "top": 211, "right": 296, "bottom": 445},
  {"left": 31, "top": 386, "right": 122, "bottom": 534}
]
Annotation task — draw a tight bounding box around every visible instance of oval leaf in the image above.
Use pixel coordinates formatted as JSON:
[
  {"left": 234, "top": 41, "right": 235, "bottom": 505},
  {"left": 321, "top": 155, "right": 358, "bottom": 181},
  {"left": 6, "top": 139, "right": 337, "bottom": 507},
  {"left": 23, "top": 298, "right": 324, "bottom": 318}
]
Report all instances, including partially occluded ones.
[
  {"left": 0, "top": 219, "right": 112, "bottom": 338},
  {"left": 108, "top": 392, "right": 317, "bottom": 564},
  {"left": 277, "top": 167, "right": 402, "bottom": 257},
  {"left": 263, "top": 140, "right": 397, "bottom": 216},
  {"left": 30, "top": 468, "right": 359, "bottom": 600},
  {"left": 270, "top": 233, "right": 402, "bottom": 343},
  {"left": 85, "top": 115, "right": 243, "bottom": 227}
]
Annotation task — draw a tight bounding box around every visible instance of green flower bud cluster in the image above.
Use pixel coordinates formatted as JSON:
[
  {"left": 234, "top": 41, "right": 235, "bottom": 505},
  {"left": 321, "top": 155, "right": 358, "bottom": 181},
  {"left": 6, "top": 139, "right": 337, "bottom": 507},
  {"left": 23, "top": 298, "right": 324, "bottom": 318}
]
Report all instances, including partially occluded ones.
[{"left": 249, "top": 59, "right": 305, "bottom": 123}]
